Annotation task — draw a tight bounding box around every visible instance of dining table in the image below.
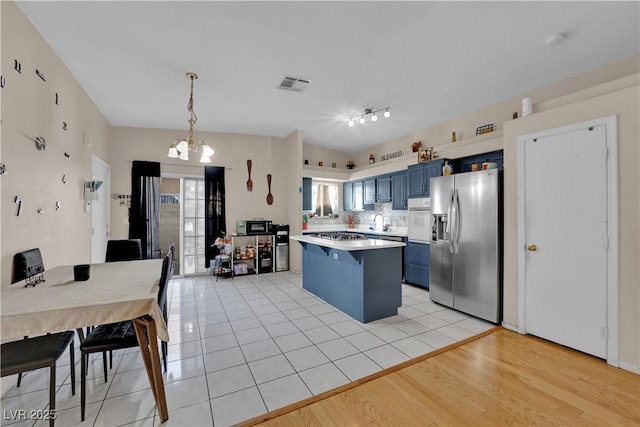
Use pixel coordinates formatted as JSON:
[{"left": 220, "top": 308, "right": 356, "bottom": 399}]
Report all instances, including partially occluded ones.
[{"left": 1, "top": 259, "right": 170, "bottom": 422}]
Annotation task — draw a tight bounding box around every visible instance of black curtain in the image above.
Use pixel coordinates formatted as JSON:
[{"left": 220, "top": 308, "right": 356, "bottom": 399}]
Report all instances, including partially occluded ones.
[
  {"left": 204, "top": 166, "right": 226, "bottom": 268},
  {"left": 129, "top": 161, "right": 161, "bottom": 259}
]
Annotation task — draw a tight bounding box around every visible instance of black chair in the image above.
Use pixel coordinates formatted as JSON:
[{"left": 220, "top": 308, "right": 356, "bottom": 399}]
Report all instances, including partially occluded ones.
[
  {"left": 105, "top": 239, "right": 142, "bottom": 262},
  {"left": 1, "top": 332, "right": 75, "bottom": 427},
  {"left": 79, "top": 252, "right": 172, "bottom": 421}
]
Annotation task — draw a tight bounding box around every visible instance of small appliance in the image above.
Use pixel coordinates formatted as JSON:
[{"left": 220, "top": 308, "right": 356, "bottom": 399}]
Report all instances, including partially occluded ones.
[{"left": 237, "top": 220, "right": 272, "bottom": 235}]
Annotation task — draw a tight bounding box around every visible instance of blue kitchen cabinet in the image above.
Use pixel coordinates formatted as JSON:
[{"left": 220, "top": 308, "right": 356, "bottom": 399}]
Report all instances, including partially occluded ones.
[
  {"left": 376, "top": 176, "right": 392, "bottom": 203},
  {"left": 343, "top": 181, "right": 353, "bottom": 211},
  {"left": 405, "top": 241, "right": 430, "bottom": 289},
  {"left": 452, "top": 149, "right": 504, "bottom": 173},
  {"left": 391, "top": 172, "right": 407, "bottom": 210},
  {"left": 363, "top": 179, "right": 376, "bottom": 205},
  {"left": 303, "top": 177, "right": 312, "bottom": 211},
  {"left": 407, "top": 159, "right": 448, "bottom": 198}
]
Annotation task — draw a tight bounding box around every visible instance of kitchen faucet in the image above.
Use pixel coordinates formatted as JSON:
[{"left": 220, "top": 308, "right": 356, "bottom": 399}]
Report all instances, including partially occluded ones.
[{"left": 373, "top": 214, "right": 384, "bottom": 231}]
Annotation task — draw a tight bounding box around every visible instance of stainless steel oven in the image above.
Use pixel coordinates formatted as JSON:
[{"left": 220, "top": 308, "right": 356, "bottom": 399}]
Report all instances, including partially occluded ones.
[{"left": 407, "top": 198, "right": 431, "bottom": 243}]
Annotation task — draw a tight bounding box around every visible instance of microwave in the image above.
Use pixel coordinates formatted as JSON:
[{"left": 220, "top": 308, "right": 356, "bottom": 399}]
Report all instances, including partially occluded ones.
[{"left": 237, "top": 220, "right": 272, "bottom": 235}]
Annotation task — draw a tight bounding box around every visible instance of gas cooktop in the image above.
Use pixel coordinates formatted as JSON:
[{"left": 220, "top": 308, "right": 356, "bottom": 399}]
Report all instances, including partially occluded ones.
[{"left": 316, "top": 232, "right": 368, "bottom": 241}]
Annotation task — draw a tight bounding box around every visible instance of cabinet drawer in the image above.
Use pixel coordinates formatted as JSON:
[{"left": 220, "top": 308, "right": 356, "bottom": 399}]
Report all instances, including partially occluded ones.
[
  {"left": 405, "top": 264, "right": 429, "bottom": 289},
  {"left": 406, "top": 241, "right": 430, "bottom": 266}
]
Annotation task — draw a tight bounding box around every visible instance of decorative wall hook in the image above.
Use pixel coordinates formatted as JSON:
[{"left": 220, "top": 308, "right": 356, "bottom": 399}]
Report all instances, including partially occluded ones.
[{"left": 34, "top": 133, "right": 47, "bottom": 151}]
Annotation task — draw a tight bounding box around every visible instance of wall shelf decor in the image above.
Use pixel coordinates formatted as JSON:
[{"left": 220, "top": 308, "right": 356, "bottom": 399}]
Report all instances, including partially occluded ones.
[{"left": 35, "top": 69, "right": 46, "bottom": 81}]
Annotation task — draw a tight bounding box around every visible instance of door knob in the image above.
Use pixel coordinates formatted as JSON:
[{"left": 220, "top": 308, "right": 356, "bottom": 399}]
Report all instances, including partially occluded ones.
[{"left": 527, "top": 244, "right": 537, "bottom": 252}]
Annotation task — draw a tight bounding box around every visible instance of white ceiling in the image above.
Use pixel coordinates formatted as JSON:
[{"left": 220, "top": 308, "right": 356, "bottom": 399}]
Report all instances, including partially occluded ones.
[{"left": 16, "top": 1, "right": 640, "bottom": 153}]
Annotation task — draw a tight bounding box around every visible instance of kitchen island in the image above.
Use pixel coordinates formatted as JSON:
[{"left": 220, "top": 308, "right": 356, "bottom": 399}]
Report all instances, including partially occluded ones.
[{"left": 290, "top": 234, "right": 405, "bottom": 323}]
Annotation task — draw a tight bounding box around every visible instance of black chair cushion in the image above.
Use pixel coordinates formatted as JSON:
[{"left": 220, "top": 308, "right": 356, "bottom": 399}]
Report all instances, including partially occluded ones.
[
  {"left": 80, "top": 321, "right": 139, "bottom": 354},
  {"left": 1, "top": 331, "right": 74, "bottom": 376},
  {"left": 13, "top": 248, "right": 45, "bottom": 283},
  {"left": 105, "top": 240, "right": 142, "bottom": 262}
]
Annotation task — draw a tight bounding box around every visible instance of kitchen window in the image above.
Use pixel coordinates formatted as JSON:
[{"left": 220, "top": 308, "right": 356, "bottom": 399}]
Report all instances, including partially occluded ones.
[{"left": 311, "top": 183, "right": 339, "bottom": 217}]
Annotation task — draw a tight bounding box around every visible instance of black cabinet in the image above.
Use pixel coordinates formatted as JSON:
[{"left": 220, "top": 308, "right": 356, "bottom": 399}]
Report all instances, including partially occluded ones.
[
  {"left": 391, "top": 172, "right": 407, "bottom": 210},
  {"left": 407, "top": 159, "right": 448, "bottom": 198},
  {"left": 302, "top": 177, "right": 312, "bottom": 211},
  {"left": 405, "top": 241, "right": 430, "bottom": 289}
]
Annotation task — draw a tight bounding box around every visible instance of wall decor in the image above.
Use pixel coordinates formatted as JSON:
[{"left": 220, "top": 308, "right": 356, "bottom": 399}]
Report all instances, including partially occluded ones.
[
  {"left": 14, "top": 60, "right": 22, "bottom": 74},
  {"left": 411, "top": 140, "right": 422, "bottom": 152},
  {"left": 55, "top": 93, "right": 59, "bottom": 105},
  {"left": 112, "top": 194, "right": 131, "bottom": 206},
  {"left": 64, "top": 152, "right": 70, "bottom": 158},
  {"left": 35, "top": 69, "right": 46, "bottom": 82},
  {"left": 33, "top": 133, "right": 47, "bottom": 151},
  {"left": 0, "top": 76, "right": 5, "bottom": 88},
  {"left": 451, "top": 132, "right": 457, "bottom": 142},
  {"left": 62, "top": 122, "right": 68, "bottom": 131},
  {"left": 347, "top": 160, "right": 355, "bottom": 169},
  {"left": 61, "top": 174, "right": 66, "bottom": 184},
  {"left": 381, "top": 151, "right": 402, "bottom": 161},
  {"left": 418, "top": 147, "right": 433, "bottom": 163},
  {"left": 56, "top": 202, "right": 61, "bottom": 210},
  {"left": 331, "top": 163, "right": 336, "bottom": 168},
  {"left": 246, "top": 159, "right": 253, "bottom": 192},
  {"left": 266, "top": 174, "right": 273, "bottom": 205},
  {"left": 0, "top": 163, "right": 6, "bottom": 175},
  {"left": 37, "top": 209, "right": 44, "bottom": 214},
  {"left": 15, "top": 196, "right": 23, "bottom": 216},
  {"left": 475, "top": 123, "right": 494, "bottom": 135}
]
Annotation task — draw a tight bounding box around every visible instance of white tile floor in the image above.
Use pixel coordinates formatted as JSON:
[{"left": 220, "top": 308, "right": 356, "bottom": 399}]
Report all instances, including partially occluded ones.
[{"left": 1, "top": 271, "right": 494, "bottom": 427}]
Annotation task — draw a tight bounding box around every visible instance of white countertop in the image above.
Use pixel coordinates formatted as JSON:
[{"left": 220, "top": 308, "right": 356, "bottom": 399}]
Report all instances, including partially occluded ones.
[
  {"left": 304, "top": 225, "right": 407, "bottom": 238},
  {"left": 290, "top": 235, "right": 405, "bottom": 251}
]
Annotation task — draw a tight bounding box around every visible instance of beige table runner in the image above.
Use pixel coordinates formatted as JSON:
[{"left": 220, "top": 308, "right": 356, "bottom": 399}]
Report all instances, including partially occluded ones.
[{"left": 1, "top": 259, "right": 168, "bottom": 342}]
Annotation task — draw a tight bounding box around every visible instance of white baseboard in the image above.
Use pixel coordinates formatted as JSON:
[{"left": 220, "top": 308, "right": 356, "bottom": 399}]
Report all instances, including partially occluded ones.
[
  {"left": 618, "top": 361, "right": 640, "bottom": 375},
  {"left": 501, "top": 322, "right": 519, "bottom": 332}
]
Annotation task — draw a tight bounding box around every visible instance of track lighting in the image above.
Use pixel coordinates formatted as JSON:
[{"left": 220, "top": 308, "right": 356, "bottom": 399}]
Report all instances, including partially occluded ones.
[{"left": 348, "top": 107, "right": 391, "bottom": 126}]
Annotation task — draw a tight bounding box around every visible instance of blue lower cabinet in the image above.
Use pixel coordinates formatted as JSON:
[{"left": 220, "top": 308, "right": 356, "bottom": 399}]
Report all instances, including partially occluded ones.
[
  {"left": 405, "top": 241, "right": 430, "bottom": 289},
  {"left": 299, "top": 242, "right": 402, "bottom": 322}
]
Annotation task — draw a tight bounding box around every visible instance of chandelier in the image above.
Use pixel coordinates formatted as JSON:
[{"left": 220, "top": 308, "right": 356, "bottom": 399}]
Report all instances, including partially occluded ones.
[{"left": 167, "top": 72, "right": 215, "bottom": 163}]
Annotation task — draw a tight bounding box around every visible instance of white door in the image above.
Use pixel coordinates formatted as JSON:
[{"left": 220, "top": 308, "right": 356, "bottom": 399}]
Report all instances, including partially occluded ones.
[
  {"left": 522, "top": 125, "right": 608, "bottom": 358},
  {"left": 91, "top": 155, "right": 111, "bottom": 263}
]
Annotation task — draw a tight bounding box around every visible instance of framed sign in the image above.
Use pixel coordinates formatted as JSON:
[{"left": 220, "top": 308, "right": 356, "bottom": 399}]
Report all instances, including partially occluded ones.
[{"left": 418, "top": 148, "right": 432, "bottom": 163}]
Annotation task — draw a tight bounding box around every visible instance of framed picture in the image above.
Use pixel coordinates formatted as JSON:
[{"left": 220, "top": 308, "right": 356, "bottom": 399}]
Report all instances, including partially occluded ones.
[{"left": 418, "top": 148, "right": 432, "bottom": 163}]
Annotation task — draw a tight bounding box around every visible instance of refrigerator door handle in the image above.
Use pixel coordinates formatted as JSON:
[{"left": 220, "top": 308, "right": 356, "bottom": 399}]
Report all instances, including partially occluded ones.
[
  {"left": 447, "top": 189, "right": 454, "bottom": 253},
  {"left": 453, "top": 189, "right": 461, "bottom": 253}
]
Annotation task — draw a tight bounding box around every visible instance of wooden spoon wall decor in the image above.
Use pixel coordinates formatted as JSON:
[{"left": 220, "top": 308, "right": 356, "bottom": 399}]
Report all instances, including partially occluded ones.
[
  {"left": 266, "top": 174, "right": 273, "bottom": 205},
  {"left": 246, "top": 160, "right": 253, "bottom": 192}
]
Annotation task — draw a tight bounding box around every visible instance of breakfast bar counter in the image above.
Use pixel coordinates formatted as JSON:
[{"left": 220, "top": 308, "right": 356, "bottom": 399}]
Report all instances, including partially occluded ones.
[{"left": 290, "top": 234, "right": 405, "bottom": 323}]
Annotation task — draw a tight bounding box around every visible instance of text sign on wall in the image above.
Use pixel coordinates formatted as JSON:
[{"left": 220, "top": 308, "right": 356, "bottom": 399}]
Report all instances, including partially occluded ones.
[{"left": 381, "top": 151, "right": 403, "bottom": 161}]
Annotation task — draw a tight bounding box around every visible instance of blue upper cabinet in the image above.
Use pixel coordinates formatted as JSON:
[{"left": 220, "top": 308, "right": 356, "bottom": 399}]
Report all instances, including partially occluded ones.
[
  {"left": 343, "top": 181, "right": 353, "bottom": 211},
  {"left": 391, "top": 173, "right": 407, "bottom": 210},
  {"left": 376, "top": 176, "right": 392, "bottom": 203},
  {"left": 407, "top": 159, "right": 448, "bottom": 198},
  {"left": 302, "top": 177, "right": 312, "bottom": 211},
  {"left": 363, "top": 179, "right": 376, "bottom": 205}
]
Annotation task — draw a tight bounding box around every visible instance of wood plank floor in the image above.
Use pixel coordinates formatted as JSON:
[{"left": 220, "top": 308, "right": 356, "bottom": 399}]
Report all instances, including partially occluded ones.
[{"left": 241, "top": 328, "right": 639, "bottom": 426}]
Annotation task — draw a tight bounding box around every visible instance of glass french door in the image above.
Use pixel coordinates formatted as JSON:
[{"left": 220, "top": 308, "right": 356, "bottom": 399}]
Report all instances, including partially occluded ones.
[{"left": 182, "top": 178, "right": 207, "bottom": 275}]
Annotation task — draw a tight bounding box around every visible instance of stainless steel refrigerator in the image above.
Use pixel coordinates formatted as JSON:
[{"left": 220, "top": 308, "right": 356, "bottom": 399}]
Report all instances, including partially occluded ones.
[{"left": 429, "top": 169, "right": 502, "bottom": 323}]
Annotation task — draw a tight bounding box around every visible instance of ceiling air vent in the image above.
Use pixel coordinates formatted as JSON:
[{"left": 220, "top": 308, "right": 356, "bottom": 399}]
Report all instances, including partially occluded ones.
[{"left": 278, "top": 76, "right": 311, "bottom": 92}]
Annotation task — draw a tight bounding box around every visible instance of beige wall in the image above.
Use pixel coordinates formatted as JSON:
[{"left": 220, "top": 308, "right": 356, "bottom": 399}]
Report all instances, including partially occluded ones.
[
  {"left": 1, "top": 2, "right": 111, "bottom": 287},
  {"left": 108, "top": 127, "right": 292, "bottom": 241}
]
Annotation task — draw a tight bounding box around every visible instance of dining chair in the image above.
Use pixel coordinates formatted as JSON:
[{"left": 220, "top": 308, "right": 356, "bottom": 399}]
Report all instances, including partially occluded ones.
[
  {"left": 1, "top": 331, "right": 75, "bottom": 427},
  {"left": 11, "top": 248, "right": 75, "bottom": 390},
  {"left": 79, "top": 252, "right": 172, "bottom": 421},
  {"left": 105, "top": 239, "right": 142, "bottom": 262}
]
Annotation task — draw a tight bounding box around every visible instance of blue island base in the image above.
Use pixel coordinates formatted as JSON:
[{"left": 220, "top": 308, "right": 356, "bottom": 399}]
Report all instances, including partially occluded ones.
[{"left": 299, "top": 242, "right": 402, "bottom": 323}]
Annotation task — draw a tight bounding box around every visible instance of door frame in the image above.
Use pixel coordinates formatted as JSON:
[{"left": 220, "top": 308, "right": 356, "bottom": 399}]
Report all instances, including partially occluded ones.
[
  {"left": 516, "top": 115, "right": 618, "bottom": 366},
  {"left": 90, "top": 155, "right": 111, "bottom": 263}
]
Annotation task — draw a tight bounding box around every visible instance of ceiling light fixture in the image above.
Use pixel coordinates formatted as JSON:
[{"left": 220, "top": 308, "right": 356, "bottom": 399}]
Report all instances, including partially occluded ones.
[
  {"left": 348, "top": 107, "right": 391, "bottom": 126},
  {"left": 167, "top": 72, "right": 214, "bottom": 163}
]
